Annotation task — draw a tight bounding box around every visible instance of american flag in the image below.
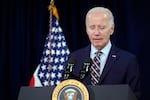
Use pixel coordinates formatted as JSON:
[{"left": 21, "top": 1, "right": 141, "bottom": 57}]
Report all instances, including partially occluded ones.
[{"left": 29, "top": 15, "right": 70, "bottom": 86}]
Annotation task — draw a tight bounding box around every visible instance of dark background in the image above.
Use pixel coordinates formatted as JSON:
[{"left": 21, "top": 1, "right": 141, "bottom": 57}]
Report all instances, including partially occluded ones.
[{"left": 0, "top": 0, "right": 150, "bottom": 100}]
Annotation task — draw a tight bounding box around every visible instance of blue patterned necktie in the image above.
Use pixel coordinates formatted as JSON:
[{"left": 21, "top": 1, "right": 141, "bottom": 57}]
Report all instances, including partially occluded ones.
[{"left": 91, "top": 51, "right": 101, "bottom": 86}]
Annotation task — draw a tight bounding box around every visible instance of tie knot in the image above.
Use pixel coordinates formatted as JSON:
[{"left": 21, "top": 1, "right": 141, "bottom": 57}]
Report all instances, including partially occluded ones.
[{"left": 95, "top": 51, "right": 102, "bottom": 56}]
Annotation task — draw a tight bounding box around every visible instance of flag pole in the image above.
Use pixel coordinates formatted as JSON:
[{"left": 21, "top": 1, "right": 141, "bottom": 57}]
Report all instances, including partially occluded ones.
[{"left": 48, "top": 0, "right": 54, "bottom": 86}]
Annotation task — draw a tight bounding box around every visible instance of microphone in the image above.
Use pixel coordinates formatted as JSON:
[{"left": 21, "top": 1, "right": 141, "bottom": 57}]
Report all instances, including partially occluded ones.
[
  {"left": 63, "top": 58, "right": 76, "bottom": 80},
  {"left": 79, "top": 58, "right": 92, "bottom": 80}
]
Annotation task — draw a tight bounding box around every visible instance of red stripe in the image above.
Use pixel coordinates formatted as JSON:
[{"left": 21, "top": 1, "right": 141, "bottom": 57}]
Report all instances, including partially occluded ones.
[{"left": 29, "top": 76, "right": 35, "bottom": 87}]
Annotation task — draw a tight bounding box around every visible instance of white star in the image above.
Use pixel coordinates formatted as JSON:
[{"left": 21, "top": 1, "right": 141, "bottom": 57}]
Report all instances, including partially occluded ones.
[
  {"left": 52, "top": 65, "right": 57, "bottom": 71},
  {"left": 51, "top": 72, "right": 56, "bottom": 79},
  {"left": 62, "top": 41, "right": 66, "bottom": 47},
  {"left": 43, "top": 80, "right": 48, "bottom": 86},
  {"left": 55, "top": 28, "right": 58, "bottom": 33},
  {"left": 52, "top": 27, "right": 56, "bottom": 33},
  {"left": 58, "top": 65, "right": 63, "bottom": 71},
  {"left": 41, "top": 65, "right": 46, "bottom": 70},
  {"left": 57, "top": 72, "right": 62, "bottom": 78},
  {"left": 66, "top": 49, "right": 70, "bottom": 54},
  {"left": 51, "top": 42, "right": 56, "bottom": 48},
  {"left": 54, "top": 58, "right": 59, "bottom": 63},
  {"left": 55, "top": 20, "right": 59, "bottom": 26},
  {"left": 46, "top": 49, "right": 50, "bottom": 55},
  {"left": 56, "top": 80, "right": 60, "bottom": 85},
  {"left": 54, "top": 36, "right": 57, "bottom": 40},
  {"left": 58, "top": 27, "right": 62, "bottom": 32},
  {"left": 39, "top": 72, "right": 44, "bottom": 78},
  {"left": 61, "top": 49, "right": 65, "bottom": 55},
  {"left": 46, "top": 73, "right": 50, "bottom": 79},
  {"left": 44, "top": 57, "right": 48, "bottom": 63},
  {"left": 56, "top": 50, "right": 60, "bottom": 55},
  {"left": 51, "top": 49, "right": 55, "bottom": 55},
  {"left": 60, "top": 57, "right": 65, "bottom": 63},
  {"left": 47, "top": 42, "right": 50, "bottom": 48},
  {"left": 57, "top": 42, "right": 61, "bottom": 48}
]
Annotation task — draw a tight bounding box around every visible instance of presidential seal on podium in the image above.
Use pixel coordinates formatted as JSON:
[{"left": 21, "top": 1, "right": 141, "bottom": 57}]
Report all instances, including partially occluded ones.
[{"left": 52, "top": 79, "right": 89, "bottom": 100}]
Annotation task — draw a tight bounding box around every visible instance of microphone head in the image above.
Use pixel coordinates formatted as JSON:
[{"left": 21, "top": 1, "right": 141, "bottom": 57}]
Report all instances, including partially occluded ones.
[
  {"left": 84, "top": 58, "right": 93, "bottom": 64},
  {"left": 68, "top": 58, "right": 76, "bottom": 64},
  {"left": 66, "top": 58, "right": 76, "bottom": 69},
  {"left": 63, "top": 58, "right": 76, "bottom": 80},
  {"left": 79, "top": 58, "right": 92, "bottom": 80}
]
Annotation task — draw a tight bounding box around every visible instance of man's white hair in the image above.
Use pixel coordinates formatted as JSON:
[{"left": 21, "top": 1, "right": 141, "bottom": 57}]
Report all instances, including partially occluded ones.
[{"left": 85, "top": 7, "right": 114, "bottom": 27}]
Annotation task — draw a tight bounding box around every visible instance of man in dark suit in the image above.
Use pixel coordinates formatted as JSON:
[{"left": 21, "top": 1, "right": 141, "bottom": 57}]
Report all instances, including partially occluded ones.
[{"left": 65, "top": 7, "right": 141, "bottom": 99}]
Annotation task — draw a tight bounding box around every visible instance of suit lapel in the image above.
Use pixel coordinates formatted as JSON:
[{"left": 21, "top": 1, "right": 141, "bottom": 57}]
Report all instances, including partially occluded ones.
[{"left": 99, "top": 45, "right": 119, "bottom": 84}]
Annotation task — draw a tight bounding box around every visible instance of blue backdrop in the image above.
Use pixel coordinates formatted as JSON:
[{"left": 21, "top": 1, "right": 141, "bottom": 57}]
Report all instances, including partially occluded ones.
[{"left": 0, "top": 0, "right": 150, "bottom": 100}]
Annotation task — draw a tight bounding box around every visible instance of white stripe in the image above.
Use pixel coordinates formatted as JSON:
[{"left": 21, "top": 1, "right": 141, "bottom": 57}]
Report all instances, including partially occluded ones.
[
  {"left": 91, "top": 74, "right": 99, "bottom": 83},
  {"left": 95, "top": 56, "right": 100, "bottom": 61},
  {"left": 91, "top": 66, "right": 100, "bottom": 77},
  {"left": 33, "top": 65, "right": 43, "bottom": 87}
]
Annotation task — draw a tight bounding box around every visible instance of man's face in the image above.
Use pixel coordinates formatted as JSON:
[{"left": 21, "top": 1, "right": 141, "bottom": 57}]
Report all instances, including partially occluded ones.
[{"left": 86, "top": 11, "right": 114, "bottom": 50}]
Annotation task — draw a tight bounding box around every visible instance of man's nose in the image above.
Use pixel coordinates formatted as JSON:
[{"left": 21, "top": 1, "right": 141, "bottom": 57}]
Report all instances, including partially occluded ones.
[{"left": 94, "top": 27, "right": 100, "bottom": 35}]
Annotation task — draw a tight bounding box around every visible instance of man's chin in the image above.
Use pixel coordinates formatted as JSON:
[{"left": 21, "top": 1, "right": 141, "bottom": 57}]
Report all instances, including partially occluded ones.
[{"left": 93, "top": 44, "right": 103, "bottom": 49}]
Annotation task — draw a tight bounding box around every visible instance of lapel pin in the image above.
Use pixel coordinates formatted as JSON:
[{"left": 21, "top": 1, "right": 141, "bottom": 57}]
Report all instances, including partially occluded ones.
[{"left": 112, "top": 54, "right": 116, "bottom": 58}]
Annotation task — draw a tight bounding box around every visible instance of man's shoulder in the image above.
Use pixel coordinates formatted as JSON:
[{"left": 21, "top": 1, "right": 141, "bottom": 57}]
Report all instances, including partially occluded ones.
[
  {"left": 112, "top": 45, "right": 137, "bottom": 59},
  {"left": 69, "top": 45, "right": 90, "bottom": 58}
]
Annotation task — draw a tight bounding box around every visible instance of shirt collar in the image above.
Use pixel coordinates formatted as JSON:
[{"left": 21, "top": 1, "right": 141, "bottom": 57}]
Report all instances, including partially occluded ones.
[{"left": 91, "top": 41, "right": 112, "bottom": 57}]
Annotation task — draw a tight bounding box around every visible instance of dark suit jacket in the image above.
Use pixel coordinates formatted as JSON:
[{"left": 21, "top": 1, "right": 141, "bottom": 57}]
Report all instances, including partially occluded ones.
[{"left": 66, "top": 44, "right": 141, "bottom": 99}]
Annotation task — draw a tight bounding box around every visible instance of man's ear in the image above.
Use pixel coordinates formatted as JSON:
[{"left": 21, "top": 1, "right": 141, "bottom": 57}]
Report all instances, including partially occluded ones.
[{"left": 110, "top": 24, "right": 115, "bottom": 35}]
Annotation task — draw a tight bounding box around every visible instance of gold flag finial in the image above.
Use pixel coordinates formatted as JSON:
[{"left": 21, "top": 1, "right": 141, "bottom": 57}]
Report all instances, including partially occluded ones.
[{"left": 48, "top": 0, "right": 59, "bottom": 20}]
